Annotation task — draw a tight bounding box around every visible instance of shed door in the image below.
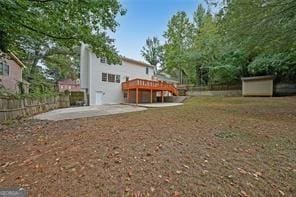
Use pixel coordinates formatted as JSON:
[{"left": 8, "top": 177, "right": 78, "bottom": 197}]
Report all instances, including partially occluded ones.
[{"left": 95, "top": 91, "right": 103, "bottom": 105}]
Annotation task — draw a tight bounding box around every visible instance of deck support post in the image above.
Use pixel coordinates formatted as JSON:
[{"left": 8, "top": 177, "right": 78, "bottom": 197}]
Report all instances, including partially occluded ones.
[
  {"left": 150, "top": 89, "right": 153, "bottom": 103},
  {"left": 161, "top": 90, "right": 164, "bottom": 103},
  {"left": 127, "top": 89, "right": 130, "bottom": 103},
  {"left": 136, "top": 88, "right": 139, "bottom": 105}
]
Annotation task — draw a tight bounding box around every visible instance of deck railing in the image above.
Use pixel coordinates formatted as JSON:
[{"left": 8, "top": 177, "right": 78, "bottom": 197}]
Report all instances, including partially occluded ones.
[{"left": 122, "top": 78, "right": 178, "bottom": 96}]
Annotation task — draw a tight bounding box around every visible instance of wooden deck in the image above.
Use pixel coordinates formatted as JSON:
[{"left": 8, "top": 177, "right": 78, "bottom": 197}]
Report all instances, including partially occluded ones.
[{"left": 122, "top": 79, "right": 178, "bottom": 104}]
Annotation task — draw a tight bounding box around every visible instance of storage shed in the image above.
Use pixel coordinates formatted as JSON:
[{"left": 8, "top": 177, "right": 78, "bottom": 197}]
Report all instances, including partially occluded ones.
[{"left": 241, "top": 75, "right": 274, "bottom": 96}]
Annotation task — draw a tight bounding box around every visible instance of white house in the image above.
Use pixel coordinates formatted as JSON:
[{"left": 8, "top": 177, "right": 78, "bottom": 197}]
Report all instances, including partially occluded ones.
[{"left": 80, "top": 44, "right": 157, "bottom": 105}]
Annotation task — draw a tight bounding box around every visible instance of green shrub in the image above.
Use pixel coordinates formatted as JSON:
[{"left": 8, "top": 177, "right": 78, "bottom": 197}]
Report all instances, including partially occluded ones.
[
  {"left": 209, "top": 64, "right": 240, "bottom": 85},
  {"left": 69, "top": 91, "right": 84, "bottom": 105},
  {"left": 248, "top": 52, "right": 296, "bottom": 82}
]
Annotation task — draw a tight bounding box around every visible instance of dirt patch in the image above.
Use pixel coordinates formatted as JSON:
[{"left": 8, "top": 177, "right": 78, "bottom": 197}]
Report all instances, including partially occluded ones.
[{"left": 1, "top": 97, "right": 296, "bottom": 196}]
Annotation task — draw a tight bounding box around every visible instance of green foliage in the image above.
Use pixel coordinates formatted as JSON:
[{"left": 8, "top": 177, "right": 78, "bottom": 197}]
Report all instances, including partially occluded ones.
[
  {"left": 69, "top": 91, "right": 84, "bottom": 106},
  {"left": 209, "top": 65, "right": 240, "bottom": 85},
  {"left": 223, "top": 0, "right": 296, "bottom": 53},
  {"left": 141, "top": 37, "right": 163, "bottom": 67},
  {"left": 23, "top": 66, "right": 55, "bottom": 95},
  {"left": 193, "top": 4, "right": 207, "bottom": 29},
  {"left": 190, "top": 14, "right": 222, "bottom": 84},
  {"left": 161, "top": 1, "right": 296, "bottom": 85},
  {"left": 17, "top": 81, "right": 25, "bottom": 95},
  {"left": 248, "top": 52, "right": 296, "bottom": 82},
  {"left": 163, "top": 11, "right": 194, "bottom": 83},
  {"left": 0, "top": 0, "right": 126, "bottom": 63},
  {"left": 1, "top": 1, "right": 126, "bottom": 95}
]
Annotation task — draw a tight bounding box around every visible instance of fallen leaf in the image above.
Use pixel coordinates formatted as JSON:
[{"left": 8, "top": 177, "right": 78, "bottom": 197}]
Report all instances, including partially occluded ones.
[
  {"left": 254, "top": 171, "right": 262, "bottom": 177},
  {"left": 237, "top": 168, "right": 247, "bottom": 175},
  {"left": 150, "top": 187, "right": 155, "bottom": 192},
  {"left": 125, "top": 187, "right": 130, "bottom": 192},
  {"left": 278, "top": 189, "right": 285, "bottom": 196},
  {"left": 240, "top": 190, "right": 248, "bottom": 197},
  {"left": 202, "top": 170, "right": 208, "bottom": 175},
  {"left": 1, "top": 162, "right": 10, "bottom": 168}
]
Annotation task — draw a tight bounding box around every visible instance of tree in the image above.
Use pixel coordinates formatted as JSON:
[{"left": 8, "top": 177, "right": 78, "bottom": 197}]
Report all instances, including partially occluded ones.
[
  {"left": 248, "top": 52, "right": 296, "bottom": 83},
  {"left": 14, "top": 37, "right": 80, "bottom": 89},
  {"left": 222, "top": 0, "right": 296, "bottom": 53},
  {"left": 0, "top": 0, "right": 126, "bottom": 63},
  {"left": 163, "top": 12, "right": 194, "bottom": 83},
  {"left": 141, "top": 37, "right": 164, "bottom": 68},
  {"left": 161, "top": 0, "right": 296, "bottom": 86},
  {"left": 193, "top": 4, "right": 207, "bottom": 29},
  {"left": 190, "top": 8, "right": 224, "bottom": 85}
]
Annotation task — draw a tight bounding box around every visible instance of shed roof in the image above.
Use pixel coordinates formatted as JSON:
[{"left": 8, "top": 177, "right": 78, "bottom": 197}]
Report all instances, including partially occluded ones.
[{"left": 241, "top": 75, "right": 275, "bottom": 81}]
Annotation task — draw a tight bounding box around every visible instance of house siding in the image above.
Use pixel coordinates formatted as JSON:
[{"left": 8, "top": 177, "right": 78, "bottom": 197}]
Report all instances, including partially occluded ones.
[
  {"left": 80, "top": 45, "right": 155, "bottom": 105},
  {"left": 58, "top": 79, "right": 81, "bottom": 92},
  {"left": 80, "top": 43, "right": 89, "bottom": 89},
  {"left": 0, "top": 57, "right": 22, "bottom": 93}
]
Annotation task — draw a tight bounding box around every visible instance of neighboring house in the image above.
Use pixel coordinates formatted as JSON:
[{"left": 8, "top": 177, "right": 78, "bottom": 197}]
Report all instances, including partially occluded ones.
[
  {"left": 0, "top": 50, "right": 29, "bottom": 94},
  {"left": 156, "top": 72, "right": 179, "bottom": 84},
  {"left": 80, "top": 44, "right": 178, "bottom": 105},
  {"left": 58, "top": 79, "right": 80, "bottom": 92}
]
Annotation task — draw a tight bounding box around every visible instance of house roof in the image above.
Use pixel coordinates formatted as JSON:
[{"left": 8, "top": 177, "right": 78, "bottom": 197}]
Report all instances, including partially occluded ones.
[
  {"left": 8, "top": 51, "right": 26, "bottom": 68},
  {"left": 156, "top": 73, "right": 179, "bottom": 84},
  {"left": 0, "top": 50, "right": 26, "bottom": 68},
  {"left": 58, "top": 79, "right": 80, "bottom": 85},
  {"left": 84, "top": 44, "right": 154, "bottom": 68},
  {"left": 121, "top": 56, "right": 155, "bottom": 68}
]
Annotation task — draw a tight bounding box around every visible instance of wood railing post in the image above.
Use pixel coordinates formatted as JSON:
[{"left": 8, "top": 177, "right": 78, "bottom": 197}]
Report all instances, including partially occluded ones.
[
  {"left": 150, "top": 89, "right": 153, "bottom": 103},
  {"left": 127, "top": 89, "right": 130, "bottom": 103},
  {"left": 136, "top": 88, "right": 139, "bottom": 105}
]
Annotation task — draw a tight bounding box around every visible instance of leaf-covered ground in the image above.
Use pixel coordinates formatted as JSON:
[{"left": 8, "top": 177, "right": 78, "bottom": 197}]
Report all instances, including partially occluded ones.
[{"left": 1, "top": 97, "right": 296, "bottom": 196}]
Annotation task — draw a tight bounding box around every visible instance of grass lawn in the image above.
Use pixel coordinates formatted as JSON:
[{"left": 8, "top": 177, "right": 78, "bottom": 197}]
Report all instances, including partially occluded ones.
[{"left": 1, "top": 97, "right": 296, "bottom": 196}]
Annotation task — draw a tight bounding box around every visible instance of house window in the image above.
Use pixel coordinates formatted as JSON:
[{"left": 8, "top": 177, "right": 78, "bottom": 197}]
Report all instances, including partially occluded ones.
[
  {"left": 146, "top": 66, "right": 149, "bottom": 75},
  {"left": 102, "top": 72, "right": 107, "bottom": 81},
  {"left": 100, "top": 57, "right": 106, "bottom": 63},
  {"left": 4, "top": 64, "right": 9, "bottom": 76},
  {"left": 0, "top": 62, "right": 9, "bottom": 76},
  {"left": 108, "top": 73, "right": 115, "bottom": 82},
  {"left": 116, "top": 75, "right": 120, "bottom": 83}
]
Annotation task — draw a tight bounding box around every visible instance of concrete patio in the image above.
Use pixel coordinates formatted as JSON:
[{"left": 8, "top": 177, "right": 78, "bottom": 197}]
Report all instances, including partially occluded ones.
[
  {"left": 33, "top": 105, "right": 147, "bottom": 121},
  {"left": 135, "top": 103, "right": 184, "bottom": 108}
]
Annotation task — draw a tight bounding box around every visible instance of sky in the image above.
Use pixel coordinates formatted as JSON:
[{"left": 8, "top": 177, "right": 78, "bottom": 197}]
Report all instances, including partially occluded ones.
[{"left": 110, "top": 0, "right": 204, "bottom": 62}]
